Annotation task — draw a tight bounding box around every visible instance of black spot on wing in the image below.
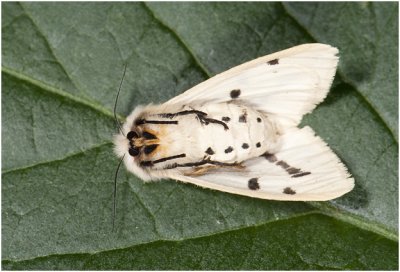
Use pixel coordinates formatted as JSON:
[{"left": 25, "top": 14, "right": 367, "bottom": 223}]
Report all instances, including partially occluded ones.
[
  {"left": 277, "top": 161, "right": 312, "bottom": 178},
  {"left": 261, "top": 153, "right": 311, "bottom": 178},
  {"left": 257, "top": 117, "right": 262, "bottom": 123},
  {"left": 230, "top": 89, "right": 241, "bottom": 99},
  {"left": 238, "top": 110, "right": 248, "bottom": 123},
  {"left": 225, "top": 146, "right": 234, "bottom": 153},
  {"left": 165, "top": 160, "right": 240, "bottom": 170},
  {"left": 276, "top": 160, "right": 290, "bottom": 169},
  {"left": 222, "top": 116, "right": 231, "bottom": 122},
  {"left": 262, "top": 152, "right": 278, "bottom": 162},
  {"left": 205, "top": 147, "right": 215, "bottom": 155},
  {"left": 267, "top": 58, "right": 279, "bottom": 65},
  {"left": 242, "top": 143, "right": 249, "bottom": 149},
  {"left": 248, "top": 178, "right": 260, "bottom": 190},
  {"left": 256, "top": 142, "right": 261, "bottom": 148},
  {"left": 292, "top": 172, "right": 311, "bottom": 178},
  {"left": 283, "top": 187, "right": 296, "bottom": 195},
  {"left": 287, "top": 167, "right": 301, "bottom": 175}
]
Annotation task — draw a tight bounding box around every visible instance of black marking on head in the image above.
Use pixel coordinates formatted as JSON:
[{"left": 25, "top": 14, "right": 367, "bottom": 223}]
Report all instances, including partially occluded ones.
[
  {"left": 287, "top": 167, "right": 301, "bottom": 175},
  {"left": 142, "top": 131, "right": 157, "bottom": 140},
  {"left": 159, "top": 110, "right": 207, "bottom": 119},
  {"left": 242, "top": 143, "right": 249, "bottom": 149},
  {"left": 262, "top": 152, "right": 277, "bottom": 162},
  {"left": 141, "top": 154, "right": 186, "bottom": 167},
  {"left": 154, "top": 154, "right": 186, "bottom": 164},
  {"left": 248, "top": 178, "right": 260, "bottom": 190},
  {"left": 144, "top": 144, "right": 158, "bottom": 155},
  {"left": 276, "top": 160, "right": 290, "bottom": 169},
  {"left": 135, "top": 119, "right": 145, "bottom": 126},
  {"left": 136, "top": 119, "right": 178, "bottom": 125},
  {"left": 257, "top": 117, "right": 262, "bottom": 123},
  {"left": 148, "top": 120, "right": 178, "bottom": 125},
  {"left": 267, "top": 58, "right": 279, "bottom": 65},
  {"left": 256, "top": 142, "right": 261, "bottom": 148},
  {"left": 283, "top": 187, "right": 296, "bottom": 195},
  {"left": 205, "top": 147, "right": 215, "bottom": 155},
  {"left": 128, "top": 147, "right": 140, "bottom": 157},
  {"left": 224, "top": 146, "right": 234, "bottom": 153},
  {"left": 222, "top": 116, "right": 231, "bottom": 122},
  {"left": 230, "top": 89, "right": 241, "bottom": 99},
  {"left": 197, "top": 115, "right": 229, "bottom": 130},
  {"left": 127, "top": 131, "right": 138, "bottom": 140},
  {"left": 140, "top": 161, "right": 154, "bottom": 167},
  {"left": 292, "top": 171, "right": 311, "bottom": 178}
]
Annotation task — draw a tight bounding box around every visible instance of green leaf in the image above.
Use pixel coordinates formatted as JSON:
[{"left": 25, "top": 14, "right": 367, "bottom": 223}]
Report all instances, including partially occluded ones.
[
  {"left": 3, "top": 214, "right": 397, "bottom": 270},
  {"left": 2, "top": 2, "right": 398, "bottom": 270}
]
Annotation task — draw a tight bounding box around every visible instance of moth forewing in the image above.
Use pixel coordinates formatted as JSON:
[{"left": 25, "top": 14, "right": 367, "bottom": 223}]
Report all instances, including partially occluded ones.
[{"left": 114, "top": 43, "right": 354, "bottom": 201}]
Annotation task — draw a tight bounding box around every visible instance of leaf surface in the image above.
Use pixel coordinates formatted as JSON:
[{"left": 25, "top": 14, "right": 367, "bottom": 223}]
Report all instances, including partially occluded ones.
[{"left": 2, "top": 2, "right": 398, "bottom": 270}]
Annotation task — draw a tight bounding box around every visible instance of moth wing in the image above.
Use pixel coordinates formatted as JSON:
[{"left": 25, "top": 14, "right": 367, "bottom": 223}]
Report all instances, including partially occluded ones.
[
  {"left": 167, "top": 126, "right": 354, "bottom": 201},
  {"left": 166, "top": 43, "right": 339, "bottom": 127}
]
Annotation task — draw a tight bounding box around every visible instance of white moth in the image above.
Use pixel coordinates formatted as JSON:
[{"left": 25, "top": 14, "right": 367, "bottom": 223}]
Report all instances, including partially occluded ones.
[{"left": 114, "top": 43, "right": 354, "bottom": 201}]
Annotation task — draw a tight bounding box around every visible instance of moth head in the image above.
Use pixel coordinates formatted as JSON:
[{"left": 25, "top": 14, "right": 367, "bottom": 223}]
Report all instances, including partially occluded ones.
[
  {"left": 113, "top": 105, "right": 146, "bottom": 158},
  {"left": 113, "top": 105, "right": 162, "bottom": 180},
  {"left": 126, "top": 129, "right": 159, "bottom": 157},
  {"left": 126, "top": 130, "right": 140, "bottom": 156}
]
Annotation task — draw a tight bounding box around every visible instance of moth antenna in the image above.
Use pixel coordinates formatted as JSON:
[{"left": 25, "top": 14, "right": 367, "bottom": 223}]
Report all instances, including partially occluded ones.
[
  {"left": 114, "top": 63, "right": 128, "bottom": 136},
  {"left": 112, "top": 154, "right": 125, "bottom": 232}
]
